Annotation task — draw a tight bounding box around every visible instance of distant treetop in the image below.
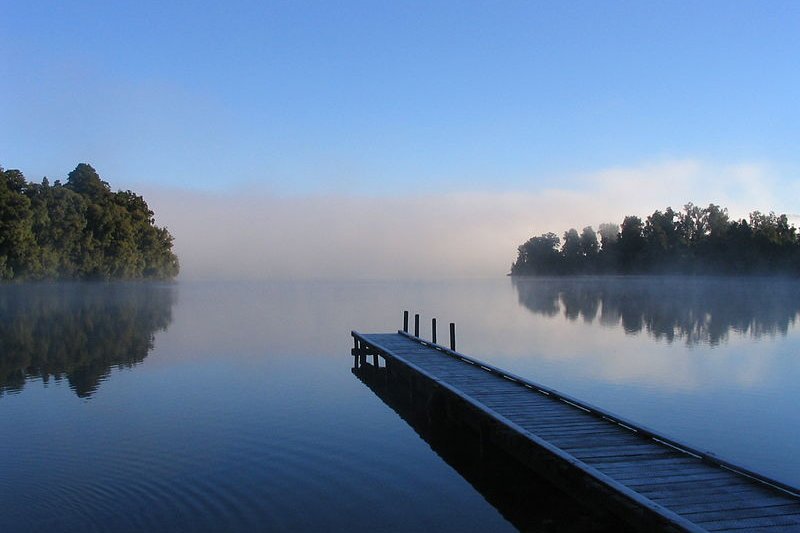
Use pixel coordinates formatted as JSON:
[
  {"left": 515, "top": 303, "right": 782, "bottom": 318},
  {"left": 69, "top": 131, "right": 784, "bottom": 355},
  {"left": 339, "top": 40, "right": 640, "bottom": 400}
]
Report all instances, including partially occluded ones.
[
  {"left": 511, "top": 203, "right": 800, "bottom": 277},
  {"left": 0, "top": 163, "right": 179, "bottom": 280}
]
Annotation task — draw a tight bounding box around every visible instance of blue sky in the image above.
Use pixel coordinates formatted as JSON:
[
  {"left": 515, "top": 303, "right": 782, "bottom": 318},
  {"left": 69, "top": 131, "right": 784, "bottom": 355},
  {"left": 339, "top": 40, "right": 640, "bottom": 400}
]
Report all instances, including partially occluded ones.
[
  {"left": 3, "top": 2, "right": 800, "bottom": 278},
  {"left": 3, "top": 1, "right": 799, "bottom": 195}
]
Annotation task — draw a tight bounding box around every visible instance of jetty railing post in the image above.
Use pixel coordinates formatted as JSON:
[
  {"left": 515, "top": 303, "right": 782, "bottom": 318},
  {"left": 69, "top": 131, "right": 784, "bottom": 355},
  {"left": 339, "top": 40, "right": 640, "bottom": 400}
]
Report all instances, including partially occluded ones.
[
  {"left": 403, "top": 311, "right": 409, "bottom": 333},
  {"left": 432, "top": 318, "right": 437, "bottom": 344},
  {"left": 414, "top": 314, "right": 420, "bottom": 337},
  {"left": 450, "top": 322, "right": 456, "bottom": 351}
]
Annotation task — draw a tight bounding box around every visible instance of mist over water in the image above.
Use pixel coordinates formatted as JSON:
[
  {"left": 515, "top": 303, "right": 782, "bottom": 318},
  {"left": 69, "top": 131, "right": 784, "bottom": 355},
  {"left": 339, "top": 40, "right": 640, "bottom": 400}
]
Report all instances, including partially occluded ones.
[{"left": 1, "top": 277, "right": 799, "bottom": 531}]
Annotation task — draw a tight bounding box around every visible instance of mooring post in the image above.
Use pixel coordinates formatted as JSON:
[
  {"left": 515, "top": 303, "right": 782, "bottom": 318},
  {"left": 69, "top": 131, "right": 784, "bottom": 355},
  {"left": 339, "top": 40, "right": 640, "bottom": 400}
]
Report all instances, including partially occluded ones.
[
  {"left": 414, "top": 314, "right": 420, "bottom": 337},
  {"left": 432, "top": 318, "right": 437, "bottom": 344},
  {"left": 403, "top": 311, "right": 409, "bottom": 333},
  {"left": 450, "top": 322, "right": 456, "bottom": 351}
]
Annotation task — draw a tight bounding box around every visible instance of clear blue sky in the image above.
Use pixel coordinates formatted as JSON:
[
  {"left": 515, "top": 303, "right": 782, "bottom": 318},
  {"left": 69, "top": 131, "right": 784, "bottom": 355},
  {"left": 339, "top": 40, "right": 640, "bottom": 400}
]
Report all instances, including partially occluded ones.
[{"left": 2, "top": 1, "right": 799, "bottom": 195}]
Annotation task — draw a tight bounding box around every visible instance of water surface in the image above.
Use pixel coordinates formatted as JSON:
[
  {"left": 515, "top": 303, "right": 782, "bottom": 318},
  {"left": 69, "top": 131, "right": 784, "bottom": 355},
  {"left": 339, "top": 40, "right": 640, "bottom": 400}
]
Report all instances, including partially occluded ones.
[{"left": 1, "top": 278, "right": 799, "bottom": 531}]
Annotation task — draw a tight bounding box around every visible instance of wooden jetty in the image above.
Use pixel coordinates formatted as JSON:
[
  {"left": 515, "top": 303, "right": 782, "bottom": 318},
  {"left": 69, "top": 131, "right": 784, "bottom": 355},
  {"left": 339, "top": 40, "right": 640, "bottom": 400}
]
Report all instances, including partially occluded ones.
[
  {"left": 352, "top": 362, "right": 626, "bottom": 531},
  {"left": 351, "top": 313, "right": 800, "bottom": 532}
]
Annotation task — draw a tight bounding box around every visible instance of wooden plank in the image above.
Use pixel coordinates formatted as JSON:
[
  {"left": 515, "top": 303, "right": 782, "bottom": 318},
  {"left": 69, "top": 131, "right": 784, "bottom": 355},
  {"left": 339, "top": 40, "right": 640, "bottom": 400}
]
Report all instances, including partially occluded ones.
[
  {"left": 528, "top": 419, "right": 629, "bottom": 431},
  {"left": 480, "top": 394, "right": 579, "bottom": 406},
  {"left": 495, "top": 406, "right": 594, "bottom": 420},
  {"left": 567, "top": 442, "right": 675, "bottom": 455},
  {"left": 590, "top": 456, "right": 700, "bottom": 471},
  {"left": 619, "top": 471, "right": 737, "bottom": 487},
  {"left": 484, "top": 393, "right": 584, "bottom": 410},
  {"left": 522, "top": 415, "right": 613, "bottom": 426},
  {"left": 533, "top": 427, "right": 631, "bottom": 440},
  {"left": 672, "top": 499, "right": 800, "bottom": 516},
  {"left": 598, "top": 462, "right": 719, "bottom": 479},
  {"left": 508, "top": 416, "right": 605, "bottom": 431},
  {"left": 646, "top": 485, "right": 778, "bottom": 505},
  {"left": 485, "top": 409, "right": 589, "bottom": 422},
  {"left": 526, "top": 423, "right": 622, "bottom": 436},
  {"left": 456, "top": 389, "right": 533, "bottom": 399},
  {"left": 547, "top": 432, "right": 647, "bottom": 449},
  {"left": 635, "top": 476, "right": 757, "bottom": 495},
  {"left": 581, "top": 452, "right": 689, "bottom": 466},
  {"left": 699, "top": 513, "right": 800, "bottom": 531},
  {"left": 483, "top": 398, "right": 578, "bottom": 409},
  {"left": 684, "top": 504, "right": 800, "bottom": 523}
]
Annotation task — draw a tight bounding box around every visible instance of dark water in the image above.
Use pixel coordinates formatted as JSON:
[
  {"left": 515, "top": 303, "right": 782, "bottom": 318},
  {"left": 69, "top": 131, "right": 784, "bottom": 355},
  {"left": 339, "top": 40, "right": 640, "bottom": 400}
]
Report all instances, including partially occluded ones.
[{"left": 1, "top": 278, "right": 799, "bottom": 531}]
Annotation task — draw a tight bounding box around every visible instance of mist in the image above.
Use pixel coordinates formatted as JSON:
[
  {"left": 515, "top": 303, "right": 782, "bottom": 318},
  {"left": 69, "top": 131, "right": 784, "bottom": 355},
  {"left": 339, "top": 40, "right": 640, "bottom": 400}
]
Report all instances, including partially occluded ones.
[{"left": 141, "top": 159, "right": 789, "bottom": 280}]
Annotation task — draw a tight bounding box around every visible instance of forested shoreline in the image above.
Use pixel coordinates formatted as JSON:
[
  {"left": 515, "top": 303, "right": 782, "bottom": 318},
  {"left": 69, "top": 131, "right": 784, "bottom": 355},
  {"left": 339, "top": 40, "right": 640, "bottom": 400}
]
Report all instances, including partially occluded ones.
[
  {"left": 0, "top": 163, "right": 178, "bottom": 280},
  {"left": 511, "top": 203, "right": 800, "bottom": 276}
]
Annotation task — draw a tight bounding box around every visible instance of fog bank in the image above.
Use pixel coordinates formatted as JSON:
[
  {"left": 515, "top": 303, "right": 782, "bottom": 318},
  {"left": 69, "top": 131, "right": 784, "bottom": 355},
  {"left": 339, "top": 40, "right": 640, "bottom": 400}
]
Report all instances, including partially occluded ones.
[{"left": 141, "top": 160, "right": 788, "bottom": 280}]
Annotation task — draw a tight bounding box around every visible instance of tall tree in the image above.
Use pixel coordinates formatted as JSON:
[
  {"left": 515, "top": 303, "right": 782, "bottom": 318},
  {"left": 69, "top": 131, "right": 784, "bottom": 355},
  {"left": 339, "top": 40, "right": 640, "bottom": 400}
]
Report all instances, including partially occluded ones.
[
  {"left": 618, "top": 216, "right": 646, "bottom": 272},
  {"left": 0, "top": 169, "right": 37, "bottom": 279}
]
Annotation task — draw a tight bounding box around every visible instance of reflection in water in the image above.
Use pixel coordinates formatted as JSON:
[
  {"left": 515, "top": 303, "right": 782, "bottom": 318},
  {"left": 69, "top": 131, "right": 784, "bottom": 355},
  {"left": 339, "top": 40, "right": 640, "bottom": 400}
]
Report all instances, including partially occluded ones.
[
  {"left": 513, "top": 276, "right": 800, "bottom": 345},
  {"left": 352, "top": 362, "right": 623, "bottom": 532},
  {"left": 0, "top": 283, "right": 175, "bottom": 397}
]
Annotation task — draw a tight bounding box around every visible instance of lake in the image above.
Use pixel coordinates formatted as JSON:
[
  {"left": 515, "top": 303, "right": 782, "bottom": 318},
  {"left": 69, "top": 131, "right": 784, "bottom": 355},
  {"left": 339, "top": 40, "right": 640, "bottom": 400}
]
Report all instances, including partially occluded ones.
[{"left": 2, "top": 277, "right": 799, "bottom": 531}]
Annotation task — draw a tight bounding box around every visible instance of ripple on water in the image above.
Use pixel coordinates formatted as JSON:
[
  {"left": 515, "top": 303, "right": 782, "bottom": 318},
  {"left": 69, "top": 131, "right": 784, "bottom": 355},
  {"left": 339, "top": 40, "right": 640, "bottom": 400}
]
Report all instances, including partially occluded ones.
[{"left": 1, "top": 408, "right": 448, "bottom": 532}]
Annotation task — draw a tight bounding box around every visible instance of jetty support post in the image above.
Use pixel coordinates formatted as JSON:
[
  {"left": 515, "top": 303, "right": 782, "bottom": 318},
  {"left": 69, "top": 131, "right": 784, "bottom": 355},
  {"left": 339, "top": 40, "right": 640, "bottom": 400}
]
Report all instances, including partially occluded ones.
[
  {"left": 414, "top": 314, "right": 420, "bottom": 337},
  {"left": 432, "top": 318, "right": 437, "bottom": 344},
  {"left": 403, "top": 311, "right": 409, "bottom": 333},
  {"left": 450, "top": 322, "right": 456, "bottom": 351}
]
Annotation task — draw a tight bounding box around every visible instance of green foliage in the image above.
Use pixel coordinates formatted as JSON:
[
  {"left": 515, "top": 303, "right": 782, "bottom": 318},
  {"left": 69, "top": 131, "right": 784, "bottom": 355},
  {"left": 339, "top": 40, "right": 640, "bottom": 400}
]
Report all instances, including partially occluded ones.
[
  {"left": 511, "top": 203, "right": 800, "bottom": 276},
  {"left": 0, "top": 164, "right": 178, "bottom": 281},
  {"left": 514, "top": 232, "right": 561, "bottom": 275}
]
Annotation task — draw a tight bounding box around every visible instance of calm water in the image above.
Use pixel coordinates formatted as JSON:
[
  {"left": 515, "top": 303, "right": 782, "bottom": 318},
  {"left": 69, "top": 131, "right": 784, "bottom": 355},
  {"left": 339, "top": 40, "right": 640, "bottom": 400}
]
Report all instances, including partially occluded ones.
[{"left": 2, "top": 278, "right": 799, "bottom": 531}]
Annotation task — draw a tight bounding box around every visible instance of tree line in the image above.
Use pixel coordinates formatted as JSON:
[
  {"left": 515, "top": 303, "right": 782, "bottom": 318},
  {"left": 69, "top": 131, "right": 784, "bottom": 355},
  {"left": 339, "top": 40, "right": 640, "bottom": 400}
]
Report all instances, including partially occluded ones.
[
  {"left": 0, "top": 163, "right": 178, "bottom": 280},
  {"left": 511, "top": 203, "right": 800, "bottom": 276}
]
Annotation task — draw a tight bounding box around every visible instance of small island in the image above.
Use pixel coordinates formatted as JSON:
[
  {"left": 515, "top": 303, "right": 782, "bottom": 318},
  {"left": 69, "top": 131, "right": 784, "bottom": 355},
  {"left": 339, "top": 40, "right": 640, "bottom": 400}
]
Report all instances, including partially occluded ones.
[
  {"left": 511, "top": 203, "right": 800, "bottom": 276},
  {"left": 0, "top": 163, "right": 178, "bottom": 280}
]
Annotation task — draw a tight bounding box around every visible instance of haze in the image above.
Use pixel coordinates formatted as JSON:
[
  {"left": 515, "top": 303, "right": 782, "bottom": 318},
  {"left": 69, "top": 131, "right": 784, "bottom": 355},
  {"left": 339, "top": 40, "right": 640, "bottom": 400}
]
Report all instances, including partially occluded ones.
[{"left": 3, "top": 2, "right": 799, "bottom": 280}]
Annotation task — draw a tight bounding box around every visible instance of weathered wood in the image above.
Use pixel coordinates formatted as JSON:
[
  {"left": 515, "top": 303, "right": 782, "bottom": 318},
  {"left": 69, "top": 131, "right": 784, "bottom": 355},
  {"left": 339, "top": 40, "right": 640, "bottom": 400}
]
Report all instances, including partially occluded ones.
[
  {"left": 351, "top": 330, "right": 800, "bottom": 532},
  {"left": 646, "top": 485, "right": 777, "bottom": 505},
  {"left": 700, "top": 514, "right": 800, "bottom": 531},
  {"left": 685, "top": 504, "right": 800, "bottom": 523}
]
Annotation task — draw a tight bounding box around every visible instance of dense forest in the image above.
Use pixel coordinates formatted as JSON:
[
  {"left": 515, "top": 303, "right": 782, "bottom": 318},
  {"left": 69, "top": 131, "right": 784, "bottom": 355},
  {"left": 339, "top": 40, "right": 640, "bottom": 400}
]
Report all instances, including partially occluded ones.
[
  {"left": 511, "top": 203, "right": 800, "bottom": 276},
  {"left": 0, "top": 163, "right": 178, "bottom": 280}
]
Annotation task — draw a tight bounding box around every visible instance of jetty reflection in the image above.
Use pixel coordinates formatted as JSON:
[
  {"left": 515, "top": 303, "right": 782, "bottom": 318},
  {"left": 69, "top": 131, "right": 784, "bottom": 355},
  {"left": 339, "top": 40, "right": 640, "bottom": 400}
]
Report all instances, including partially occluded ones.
[
  {"left": 352, "top": 361, "right": 622, "bottom": 532},
  {"left": 0, "top": 283, "right": 175, "bottom": 397},
  {"left": 513, "top": 276, "right": 800, "bottom": 345}
]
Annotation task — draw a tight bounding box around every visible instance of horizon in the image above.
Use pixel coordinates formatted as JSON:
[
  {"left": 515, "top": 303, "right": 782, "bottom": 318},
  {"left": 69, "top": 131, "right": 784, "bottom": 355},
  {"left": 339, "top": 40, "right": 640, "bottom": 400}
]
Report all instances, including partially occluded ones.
[{"left": 3, "top": 2, "right": 799, "bottom": 279}]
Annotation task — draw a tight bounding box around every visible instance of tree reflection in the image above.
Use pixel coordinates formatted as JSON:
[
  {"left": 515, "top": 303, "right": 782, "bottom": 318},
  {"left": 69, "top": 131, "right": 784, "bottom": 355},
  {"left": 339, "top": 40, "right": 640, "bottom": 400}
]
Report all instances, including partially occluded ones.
[
  {"left": 513, "top": 277, "right": 800, "bottom": 345},
  {"left": 0, "top": 283, "right": 175, "bottom": 397}
]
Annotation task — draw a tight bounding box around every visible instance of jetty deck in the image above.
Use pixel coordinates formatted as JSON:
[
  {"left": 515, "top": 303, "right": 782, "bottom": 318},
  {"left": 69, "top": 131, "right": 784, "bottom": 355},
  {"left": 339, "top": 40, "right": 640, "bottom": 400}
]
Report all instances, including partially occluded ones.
[{"left": 351, "top": 326, "right": 800, "bottom": 532}]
